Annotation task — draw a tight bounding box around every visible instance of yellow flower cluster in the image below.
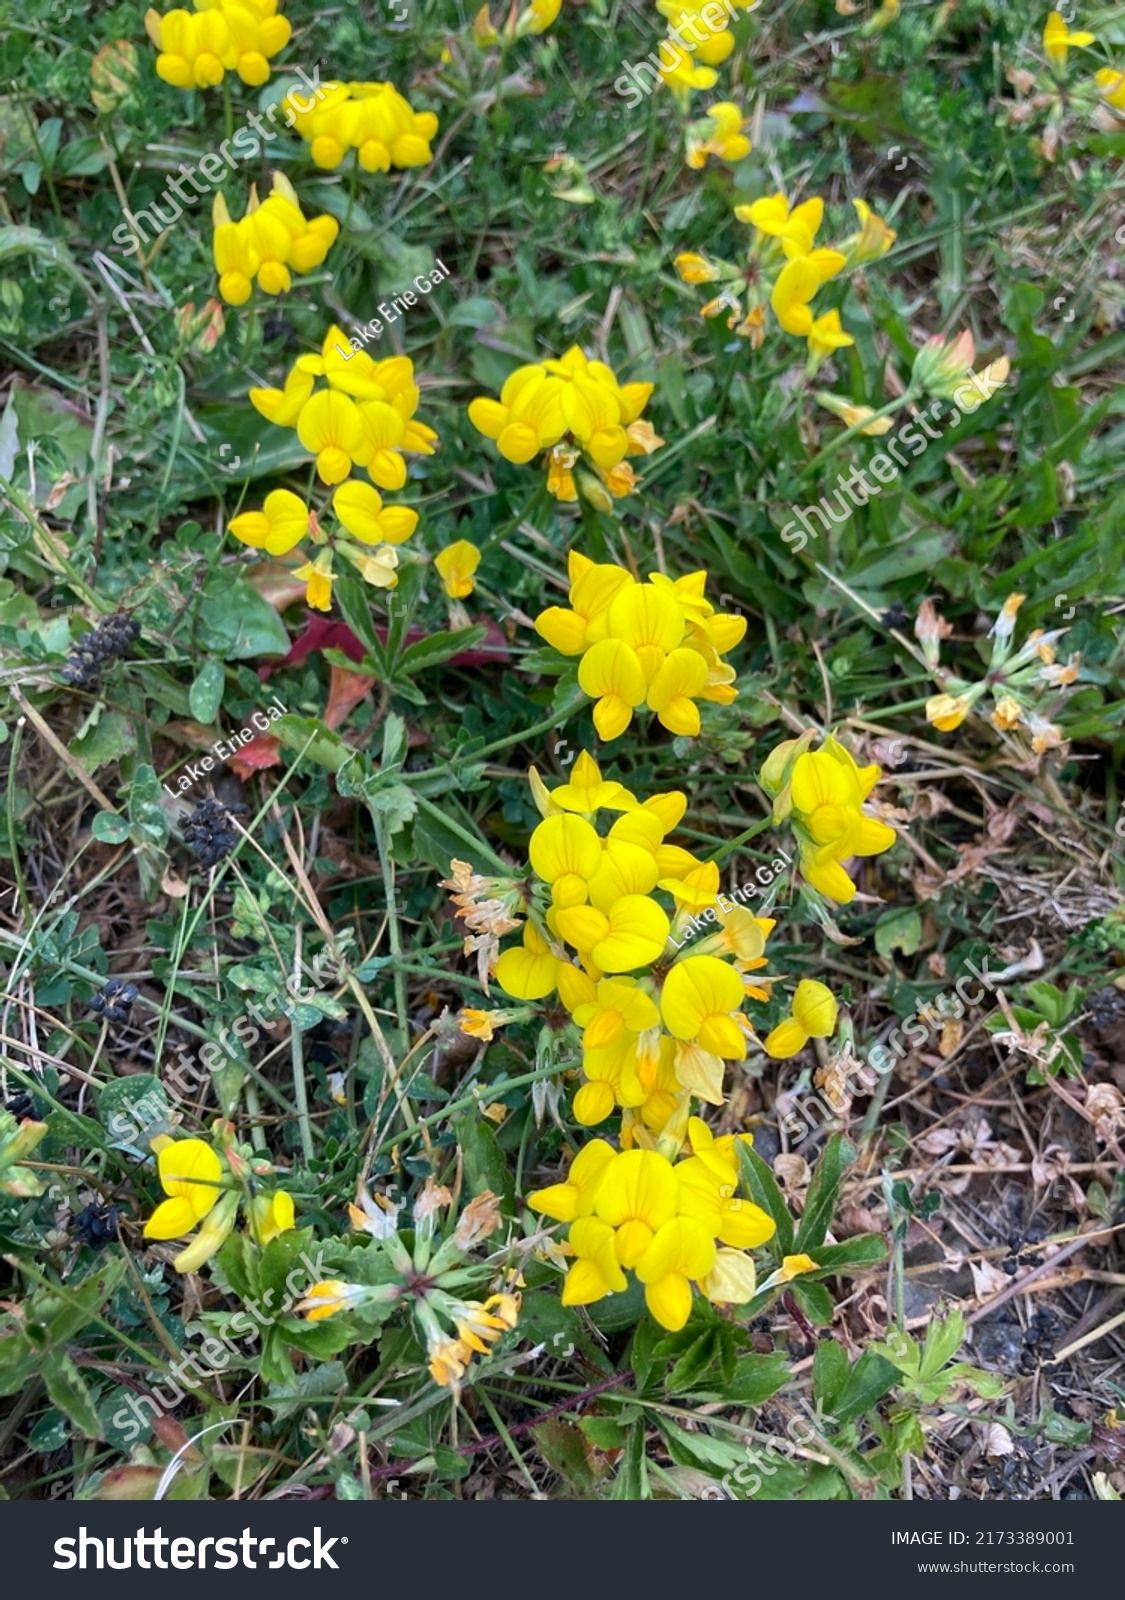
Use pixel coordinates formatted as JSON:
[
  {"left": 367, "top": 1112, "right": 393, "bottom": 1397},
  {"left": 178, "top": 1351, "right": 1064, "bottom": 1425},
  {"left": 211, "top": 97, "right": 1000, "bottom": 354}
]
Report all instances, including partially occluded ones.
[
  {"left": 494, "top": 753, "right": 822, "bottom": 1131},
  {"left": 467, "top": 345, "right": 664, "bottom": 507},
  {"left": 675, "top": 193, "right": 895, "bottom": 365},
  {"left": 288, "top": 80, "right": 439, "bottom": 172},
  {"left": 534, "top": 553, "right": 743, "bottom": 739},
  {"left": 761, "top": 733, "right": 897, "bottom": 905},
  {"left": 142, "top": 1124, "right": 294, "bottom": 1274},
  {"left": 144, "top": 0, "right": 290, "bottom": 89},
  {"left": 229, "top": 480, "right": 419, "bottom": 612},
  {"left": 919, "top": 594, "right": 1077, "bottom": 755},
  {"left": 653, "top": 0, "right": 759, "bottom": 101},
  {"left": 529, "top": 1127, "right": 819, "bottom": 1331},
  {"left": 211, "top": 173, "right": 339, "bottom": 305},
  {"left": 249, "top": 325, "right": 438, "bottom": 488}
]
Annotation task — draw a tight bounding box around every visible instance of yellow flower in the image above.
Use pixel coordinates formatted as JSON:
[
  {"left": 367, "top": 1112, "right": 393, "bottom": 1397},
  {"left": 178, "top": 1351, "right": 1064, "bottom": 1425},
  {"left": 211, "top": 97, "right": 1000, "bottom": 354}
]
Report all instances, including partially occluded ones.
[
  {"left": 294, "top": 1279, "right": 357, "bottom": 1320},
  {"left": 657, "top": 39, "right": 719, "bottom": 98},
  {"left": 676, "top": 1154, "right": 775, "bottom": 1250},
  {"left": 454, "top": 1292, "right": 520, "bottom": 1352},
  {"left": 495, "top": 922, "right": 562, "bottom": 1000},
  {"left": 522, "top": 0, "right": 562, "bottom": 34},
  {"left": 528, "top": 1139, "right": 617, "bottom": 1223},
  {"left": 457, "top": 1007, "right": 513, "bottom": 1041},
  {"left": 806, "top": 309, "right": 855, "bottom": 368},
  {"left": 211, "top": 174, "right": 339, "bottom": 304},
  {"left": 297, "top": 390, "right": 367, "bottom": 485},
  {"left": 770, "top": 252, "right": 845, "bottom": 337},
  {"left": 248, "top": 1189, "right": 295, "bottom": 1244},
  {"left": 548, "top": 750, "right": 631, "bottom": 816},
  {"left": 554, "top": 894, "right": 671, "bottom": 972},
  {"left": 144, "top": 7, "right": 229, "bottom": 90},
  {"left": 661, "top": 955, "right": 747, "bottom": 1059},
  {"left": 926, "top": 690, "right": 976, "bottom": 731},
  {"left": 143, "top": 1137, "right": 224, "bottom": 1241},
  {"left": 529, "top": 811, "right": 603, "bottom": 907},
  {"left": 813, "top": 391, "right": 894, "bottom": 435},
  {"left": 562, "top": 1216, "right": 628, "bottom": 1304},
  {"left": 991, "top": 695, "right": 1024, "bottom": 731},
  {"left": 229, "top": 489, "right": 310, "bottom": 556},
  {"left": 762, "top": 978, "right": 838, "bottom": 1059},
  {"left": 635, "top": 1214, "right": 716, "bottom": 1330},
  {"left": 701, "top": 1247, "right": 758, "bottom": 1305},
  {"left": 1097, "top": 68, "right": 1125, "bottom": 112},
  {"left": 294, "top": 551, "right": 334, "bottom": 612},
  {"left": 675, "top": 251, "right": 722, "bottom": 284},
  {"left": 758, "top": 1253, "right": 820, "bottom": 1294},
  {"left": 1043, "top": 10, "right": 1095, "bottom": 70},
  {"left": 782, "top": 736, "right": 896, "bottom": 903},
  {"left": 428, "top": 1335, "right": 474, "bottom": 1386},
  {"left": 289, "top": 80, "right": 438, "bottom": 172},
  {"left": 843, "top": 198, "right": 897, "bottom": 265},
  {"left": 686, "top": 103, "right": 751, "bottom": 169},
  {"left": 468, "top": 366, "right": 566, "bottom": 463},
  {"left": 594, "top": 1149, "right": 680, "bottom": 1267},
  {"left": 578, "top": 637, "right": 649, "bottom": 739},
  {"left": 735, "top": 192, "right": 824, "bottom": 252},
  {"left": 332, "top": 481, "right": 417, "bottom": 546},
  {"left": 434, "top": 539, "right": 481, "bottom": 598}
]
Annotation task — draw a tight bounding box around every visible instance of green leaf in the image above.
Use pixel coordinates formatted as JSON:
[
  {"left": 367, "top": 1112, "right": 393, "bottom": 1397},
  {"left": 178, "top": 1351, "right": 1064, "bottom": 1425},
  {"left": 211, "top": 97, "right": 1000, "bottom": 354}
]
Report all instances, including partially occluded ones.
[
  {"left": 70, "top": 709, "right": 137, "bottom": 775},
  {"left": 91, "top": 811, "right": 131, "bottom": 844},
  {"left": 42, "top": 1257, "right": 128, "bottom": 1345},
  {"left": 608, "top": 1422, "right": 647, "bottom": 1500},
  {"left": 919, "top": 1310, "right": 965, "bottom": 1382},
  {"left": 455, "top": 1110, "right": 515, "bottom": 1213},
  {"left": 396, "top": 625, "right": 487, "bottom": 678},
  {"left": 805, "top": 1235, "right": 888, "bottom": 1275},
  {"left": 43, "top": 1351, "right": 103, "bottom": 1439},
  {"left": 46, "top": 1108, "right": 106, "bottom": 1150},
  {"left": 830, "top": 1350, "right": 899, "bottom": 1425},
  {"left": 694, "top": 1351, "right": 792, "bottom": 1405},
  {"left": 189, "top": 659, "right": 226, "bottom": 724},
  {"left": 578, "top": 1416, "right": 627, "bottom": 1452},
  {"left": 874, "top": 906, "right": 923, "bottom": 958},
  {"left": 790, "top": 1278, "right": 834, "bottom": 1326},
  {"left": 195, "top": 576, "right": 290, "bottom": 659},
  {"left": 666, "top": 1330, "right": 719, "bottom": 1395},
  {"left": 738, "top": 1143, "right": 795, "bottom": 1258},
  {"left": 813, "top": 1339, "right": 848, "bottom": 1412},
  {"left": 795, "top": 1133, "right": 855, "bottom": 1253},
  {"left": 98, "top": 1075, "right": 170, "bottom": 1145}
]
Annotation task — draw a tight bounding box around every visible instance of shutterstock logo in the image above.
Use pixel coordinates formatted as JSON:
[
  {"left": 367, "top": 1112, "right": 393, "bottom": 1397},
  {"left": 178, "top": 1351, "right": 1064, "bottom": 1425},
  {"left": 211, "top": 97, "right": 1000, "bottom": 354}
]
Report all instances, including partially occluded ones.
[{"left": 53, "top": 1528, "right": 345, "bottom": 1570}]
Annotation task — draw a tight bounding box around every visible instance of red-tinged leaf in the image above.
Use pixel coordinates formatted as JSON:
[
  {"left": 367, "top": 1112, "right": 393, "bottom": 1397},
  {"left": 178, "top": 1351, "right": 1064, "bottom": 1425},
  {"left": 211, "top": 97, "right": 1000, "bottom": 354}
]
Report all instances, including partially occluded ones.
[
  {"left": 226, "top": 734, "right": 283, "bottom": 779},
  {"left": 324, "top": 664, "right": 376, "bottom": 729},
  {"left": 89, "top": 1465, "right": 165, "bottom": 1500},
  {"left": 244, "top": 559, "right": 309, "bottom": 613},
  {"left": 259, "top": 612, "right": 510, "bottom": 679}
]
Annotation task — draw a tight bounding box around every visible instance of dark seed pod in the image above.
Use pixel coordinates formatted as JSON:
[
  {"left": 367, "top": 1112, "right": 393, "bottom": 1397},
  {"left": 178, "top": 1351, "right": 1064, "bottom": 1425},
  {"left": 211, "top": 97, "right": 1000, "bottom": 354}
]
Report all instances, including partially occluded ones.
[{"left": 60, "top": 611, "right": 141, "bottom": 688}]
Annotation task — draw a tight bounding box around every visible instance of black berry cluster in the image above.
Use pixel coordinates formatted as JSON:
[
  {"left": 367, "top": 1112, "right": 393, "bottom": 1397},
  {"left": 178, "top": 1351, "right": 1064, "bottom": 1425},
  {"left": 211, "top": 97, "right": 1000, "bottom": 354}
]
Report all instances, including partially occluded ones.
[
  {"left": 60, "top": 611, "right": 140, "bottom": 687},
  {"left": 1003, "top": 1223, "right": 1047, "bottom": 1275},
  {"left": 983, "top": 1440, "right": 1052, "bottom": 1498},
  {"left": 88, "top": 977, "right": 138, "bottom": 1023},
  {"left": 72, "top": 1202, "right": 122, "bottom": 1251},
  {"left": 1018, "top": 1308, "right": 1064, "bottom": 1375},
  {"left": 182, "top": 796, "right": 245, "bottom": 869}
]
